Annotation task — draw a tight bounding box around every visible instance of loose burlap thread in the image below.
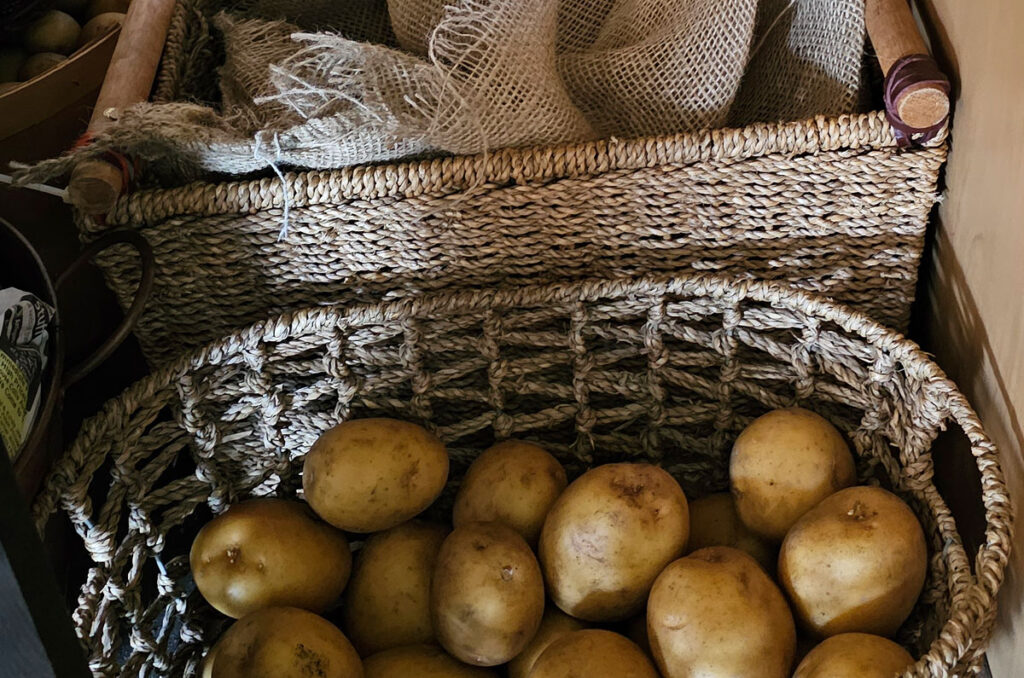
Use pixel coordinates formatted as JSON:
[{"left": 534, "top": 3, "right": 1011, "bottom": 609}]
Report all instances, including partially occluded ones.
[
  {"left": 15, "top": 0, "right": 865, "bottom": 186},
  {"left": 33, "top": 274, "right": 1012, "bottom": 677}
]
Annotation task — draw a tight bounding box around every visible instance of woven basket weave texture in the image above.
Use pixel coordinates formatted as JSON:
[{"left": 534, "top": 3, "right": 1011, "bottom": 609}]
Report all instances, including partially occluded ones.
[
  {"left": 73, "top": 0, "right": 948, "bottom": 367},
  {"left": 34, "top": 274, "right": 1011, "bottom": 678},
  {"left": 87, "top": 111, "right": 944, "bottom": 366}
]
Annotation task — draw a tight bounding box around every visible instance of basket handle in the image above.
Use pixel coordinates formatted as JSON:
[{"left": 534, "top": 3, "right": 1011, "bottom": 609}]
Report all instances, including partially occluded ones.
[
  {"left": 67, "top": 0, "right": 177, "bottom": 216},
  {"left": 865, "top": 0, "right": 951, "bottom": 136},
  {"left": 55, "top": 230, "right": 155, "bottom": 387}
]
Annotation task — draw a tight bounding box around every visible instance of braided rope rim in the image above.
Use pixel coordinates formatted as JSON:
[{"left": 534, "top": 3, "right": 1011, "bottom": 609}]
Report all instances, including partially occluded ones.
[
  {"left": 106, "top": 111, "right": 945, "bottom": 226},
  {"left": 33, "top": 272, "right": 1006, "bottom": 677}
]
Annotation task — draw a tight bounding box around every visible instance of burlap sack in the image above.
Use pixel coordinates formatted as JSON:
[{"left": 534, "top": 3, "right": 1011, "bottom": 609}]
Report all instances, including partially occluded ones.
[
  {"left": 555, "top": 0, "right": 758, "bottom": 135},
  {"left": 730, "top": 0, "right": 866, "bottom": 125},
  {"left": 15, "top": 0, "right": 866, "bottom": 188}
]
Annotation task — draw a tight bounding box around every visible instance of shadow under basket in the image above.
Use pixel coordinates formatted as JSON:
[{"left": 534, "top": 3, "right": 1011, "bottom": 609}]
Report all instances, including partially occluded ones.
[{"left": 34, "top": 274, "right": 1011, "bottom": 677}]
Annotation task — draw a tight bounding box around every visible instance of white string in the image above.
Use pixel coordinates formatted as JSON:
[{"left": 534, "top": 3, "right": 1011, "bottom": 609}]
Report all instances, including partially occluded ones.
[
  {"left": 748, "top": 0, "right": 799, "bottom": 62},
  {"left": 253, "top": 132, "right": 292, "bottom": 240},
  {"left": 0, "top": 172, "right": 70, "bottom": 203}
]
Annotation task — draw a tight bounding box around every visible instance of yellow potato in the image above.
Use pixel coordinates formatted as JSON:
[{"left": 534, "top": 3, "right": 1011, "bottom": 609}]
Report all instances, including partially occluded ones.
[
  {"left": 539, "top": 463, "right": 689, "bottom": 621},
  {"left": 18, "top": 53, "right": 67, "bottom": 81},
  {"left": 687, "top": 492, "right": 776, "bottom": 573},
  {"left": 23, "top": 11, "right": 81, "bottom": 55},
  {"left": 779, "top": 486, "right": 927, "bottom": 637},
  {"left": 342, "top": 521, "right": 448, "bottom": 655},
  {"left": 77, "top": 12, "right": 124, "bottom": 47},
  {"left": 453, "top": 440, "right": 567, "bottom": 545},
  {"left": 507, "top": 606, "right": 585, "bottom": 678},
  {"left": 303, "top": 418, "right": 449, "bottom": 532},
  {"left": 529, "top": 629, "right": 659, "bottom": 678},
  {"left": 210, "top": 607, "right": 362, "bottom": 678},
  {"left": 793, "top": 633, "right": 915, "bottom": 678},
  {"left": 363, "top": 645, "right": 496, "bottom": 678},
  {"left": 432, "top": 522, "right": 544, "bottom": 666},
  {"left": 190, "top": 498, "right": 351, "bottom": 619},
  {"left": 730, "top": 408, "right": 855, "bottom": 540},
  {"left": 648, "top": 547, "right": 796, "bottom": 678}
]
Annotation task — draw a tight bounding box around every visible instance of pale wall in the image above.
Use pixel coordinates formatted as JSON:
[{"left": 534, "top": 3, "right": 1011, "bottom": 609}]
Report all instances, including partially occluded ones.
[{"left": 916, "top": 1, "right": 1024, "bottom": 675}]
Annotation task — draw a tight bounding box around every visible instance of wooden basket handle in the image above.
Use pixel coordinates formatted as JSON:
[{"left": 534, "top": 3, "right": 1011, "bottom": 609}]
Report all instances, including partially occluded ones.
[
  {"left": 865, "top": 0, "right": 951, "bottom": 132},
  {"left": 67, "top": 0, "right": 176, "bottom": 215}
]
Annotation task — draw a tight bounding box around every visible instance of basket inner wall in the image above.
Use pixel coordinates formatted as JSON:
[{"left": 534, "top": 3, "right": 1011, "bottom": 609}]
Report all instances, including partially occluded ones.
[{"left": 46, "top": 279, "right": 980, "bottom": 677}]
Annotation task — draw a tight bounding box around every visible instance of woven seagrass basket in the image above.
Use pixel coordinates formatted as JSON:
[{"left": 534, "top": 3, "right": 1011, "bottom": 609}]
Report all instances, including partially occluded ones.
[
  {"left": 35, "top": 274, "right": 1011, "bottom": 677},
  {"left": 71, "top": 0, "right": 948, "bottom": 367}
]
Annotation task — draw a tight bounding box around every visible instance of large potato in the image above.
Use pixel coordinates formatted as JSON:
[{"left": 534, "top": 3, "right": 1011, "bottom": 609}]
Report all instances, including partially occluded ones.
[
  {"left": 793, "top": 633, "right": 914, "bottom": 678},
  {"left": 77, "top": 12, "right": 124, "bottom": 47},
  {"left": 190, "top": 498, "right": 351, "bottom": 619},
  {"left": 363, "top": 645, "right": 496, "bottom": 678},
  {"left": 529, "top": 629, "right": 659, "bottom": 678},
  {"left": 507, "top": 606, "right": 585, "bottom": 678},
  {"left": 730, "top": 408, "right": 855, "bottom": 540},
  {"left": 648, "top": 547, "right": 796, "bottom": 678},
  {"left": 432, "top": 522, "right": 544, "bottom": 666},
  {"left": 23, "top": 11, "right": 80, "bottom": 55},
  {"left": 687, "top": 492, "right": 776, "bottom": 572},
  {"left": 453, "top": 440, "right": 567, "bottom": 545},
  {"left": 342, "top": 521, "right": 448, "bottom": 655},
  {"left": 539, "top": 463, "right": 689, "bottom": 621},
  {"left": 779, "top": 486, "right": 927, "bottom": 637},
  {"left": 211, "top": 607, "right": 362, "bottom": 678},
  {"left": 303, "top": 418, "right": 449, "bottom": 532}
]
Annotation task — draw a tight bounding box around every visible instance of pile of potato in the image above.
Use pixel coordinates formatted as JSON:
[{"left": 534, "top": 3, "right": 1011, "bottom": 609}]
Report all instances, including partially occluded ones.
[
  {"left": 191, "top": 410, "right": 928, "bottom": 678},
  {"left": 0, "top": 0, "right": 127, "bottom": 92}
]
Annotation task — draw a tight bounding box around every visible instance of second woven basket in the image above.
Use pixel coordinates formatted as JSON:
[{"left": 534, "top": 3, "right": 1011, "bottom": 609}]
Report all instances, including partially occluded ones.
[{"left": 34, "top": 274, "right": 1011, "bottom": 677}]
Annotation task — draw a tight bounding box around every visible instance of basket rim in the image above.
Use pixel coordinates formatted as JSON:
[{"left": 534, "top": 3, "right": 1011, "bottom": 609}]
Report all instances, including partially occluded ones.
[
  {"left": 34, "top": 272, "right": 1010, "bottom": 676},
  {"left": 104, "top": 110, "right": 946, "bottom": 227}
]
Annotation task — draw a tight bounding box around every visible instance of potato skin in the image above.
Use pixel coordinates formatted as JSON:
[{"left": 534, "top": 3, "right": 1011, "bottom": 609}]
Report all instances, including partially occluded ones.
[
  {"left": 793, "top": 633, "right": 915, "bottom": 678},
  {"left": 648, "top": 547, "right": 796, "bottom": 678},
  {"left": 431, "top": 522, "right": 545, "bottom": 666},
  {"left": 190, "top": 498, "right": 351, "bottom": 619},
  {"left": 363, "top": 645, "right": 496, "bottom": 678},
  {"left": 730, "top": 408, "right": 855, "bottom": 540},
  {"left": 539, "top": 463, "right": 689, "bottom": 621},
  {"left": 211, "top": 607, "right": 363, "bottom": 678},
  {"left": 507, "top": 606, "right": 585, "bottom": 678},
  {"left": 453, "top": 440, "right": 567, "bottom": 545},
  {"left": 687, "top": 492, "right": 776, "bottom": 573},
  {"left": 529, "top": 629, "right": 659, "bottom": 678},
  {"left": 23, "top": 11, "right": 80, "bottom": 55},
  {"left": 342, "top": 521, "right": 448, "bottom": 655},
  {"left": 303, "top": 418, "right": 449, "bottom": 532},
  {"left": 779, "top": 486, "right": 927, "bottom": 637}
]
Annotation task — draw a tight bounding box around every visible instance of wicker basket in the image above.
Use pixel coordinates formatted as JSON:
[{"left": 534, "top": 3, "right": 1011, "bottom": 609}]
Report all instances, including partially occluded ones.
[
  {"left": 87, "top": 113, "right": 945, "bottom": 366},
  {"left": 35, "top": 274, "right": 1010, "bottom": 677},
  {"left": 70, "top": 0, "right": 948, "bottom": 367}
]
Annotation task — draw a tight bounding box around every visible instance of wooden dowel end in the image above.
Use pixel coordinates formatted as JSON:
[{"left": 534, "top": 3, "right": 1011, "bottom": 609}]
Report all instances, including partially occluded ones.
[
  {"left": 68, "top": 160, "right": 123, "bottom": 215},
  {"left": 865, "top": 0, "right": 950, "bottom": 131},
  {"left": 897, "top": 87, "right": 950, "bottom": 129}
]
